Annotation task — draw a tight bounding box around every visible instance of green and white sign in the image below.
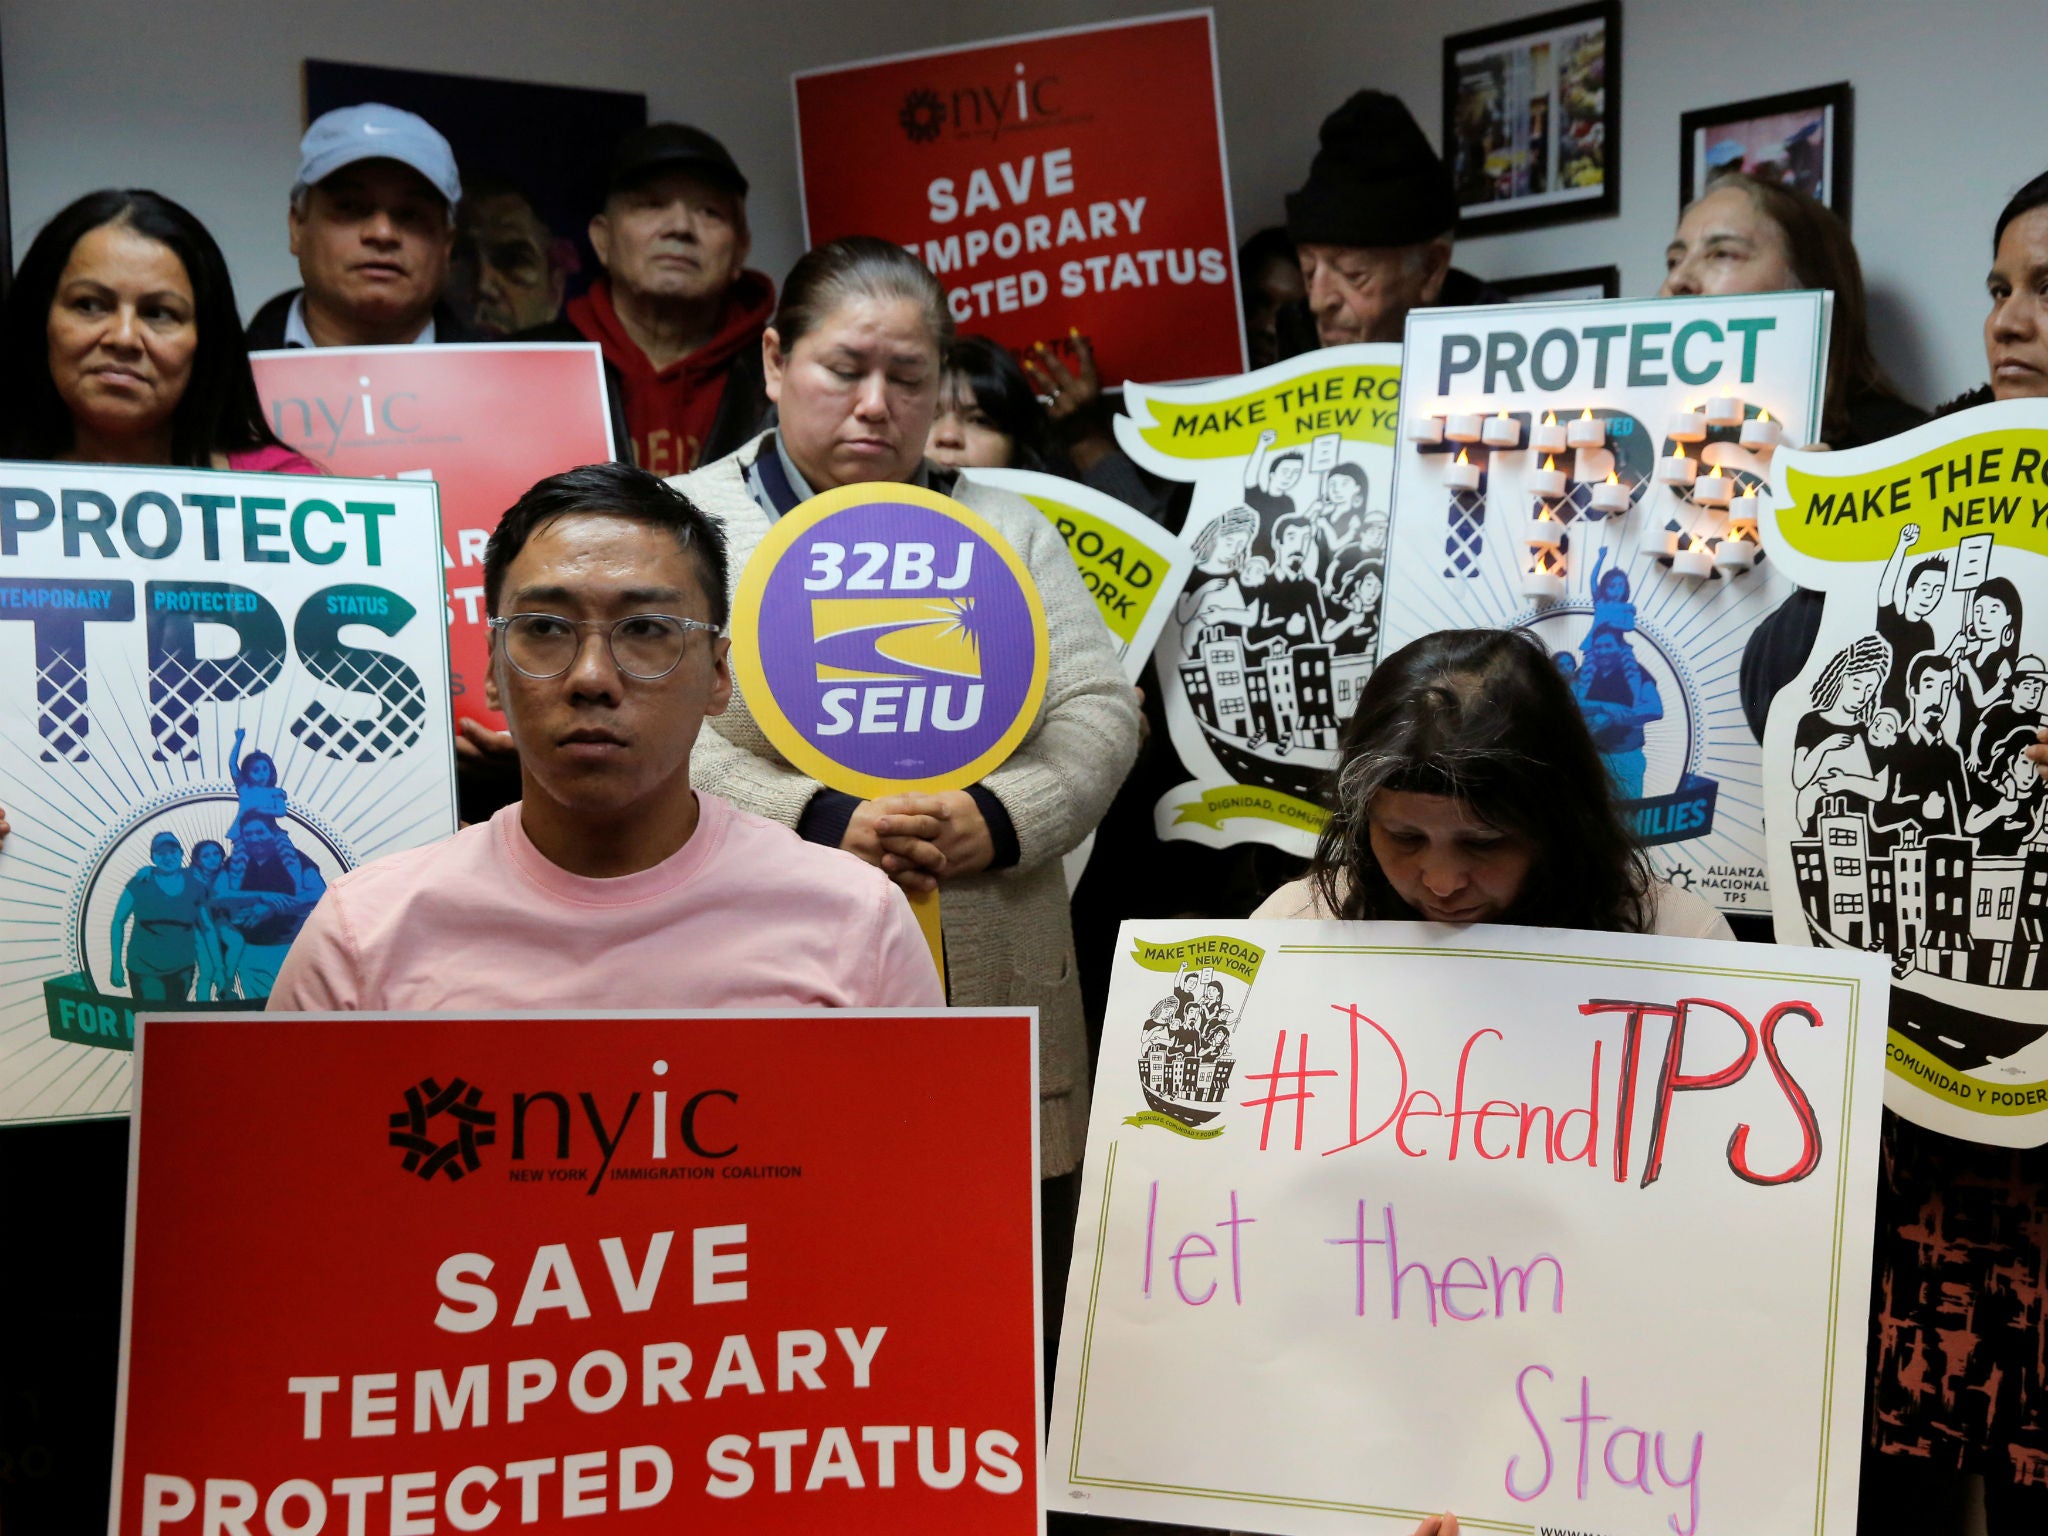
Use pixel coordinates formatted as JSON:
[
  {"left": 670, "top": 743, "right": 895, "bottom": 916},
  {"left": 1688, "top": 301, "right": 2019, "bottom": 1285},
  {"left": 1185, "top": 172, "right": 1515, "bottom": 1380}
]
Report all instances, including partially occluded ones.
[{"left": 0, "top": 461, "right": 457, "bottom": 1122}]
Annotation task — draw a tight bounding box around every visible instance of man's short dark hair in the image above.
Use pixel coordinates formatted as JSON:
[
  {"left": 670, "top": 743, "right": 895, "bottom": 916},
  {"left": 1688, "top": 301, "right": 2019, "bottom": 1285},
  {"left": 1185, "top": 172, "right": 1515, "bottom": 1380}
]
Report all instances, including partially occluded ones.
[
  {"left": 1270, "top": 451, "right": 1304, "bottom": 472},
  {"left": 1907, "top": 652, "right": 1955, "bottom": 691},
  {"left": 483, "top": 463, "right": 730, "bottom": 628},
  {"left": 1272, "top": 509, "right": 1315, "bottom": 550},
  {"left": 1907, "top": 554, "right": 1949, "bottom": 590}
]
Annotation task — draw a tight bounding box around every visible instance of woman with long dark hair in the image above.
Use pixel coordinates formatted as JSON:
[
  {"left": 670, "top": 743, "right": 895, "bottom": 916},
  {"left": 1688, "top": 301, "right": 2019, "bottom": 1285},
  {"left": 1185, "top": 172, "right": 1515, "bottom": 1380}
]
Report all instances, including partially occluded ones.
[
  {"left": 1661, "top": 171, "right": 1922, "bottom": 450},
  {"left": 1, "top": 188, "right": 315, "bottom": 471},
  {"left": 1256, "top": 628, "right": 1731, "bottom": 939},
  {"left": 925, "top": 333, "right": 1060, "bottom": 472}
]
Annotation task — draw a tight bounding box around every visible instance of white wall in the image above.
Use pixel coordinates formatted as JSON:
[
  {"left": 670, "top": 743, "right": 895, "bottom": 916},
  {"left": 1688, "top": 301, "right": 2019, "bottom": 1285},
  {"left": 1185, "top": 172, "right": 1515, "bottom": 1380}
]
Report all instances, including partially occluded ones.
[{"left": 5, "top": 0, "right": 2038, "bottom": 408}]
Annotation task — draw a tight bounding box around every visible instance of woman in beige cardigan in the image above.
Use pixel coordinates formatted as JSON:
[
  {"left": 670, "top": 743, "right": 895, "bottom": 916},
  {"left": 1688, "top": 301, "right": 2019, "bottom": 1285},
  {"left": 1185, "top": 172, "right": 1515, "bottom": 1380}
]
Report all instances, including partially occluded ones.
[{"left": 669, "top": 239, "right": 1141, "bottom": 1189}]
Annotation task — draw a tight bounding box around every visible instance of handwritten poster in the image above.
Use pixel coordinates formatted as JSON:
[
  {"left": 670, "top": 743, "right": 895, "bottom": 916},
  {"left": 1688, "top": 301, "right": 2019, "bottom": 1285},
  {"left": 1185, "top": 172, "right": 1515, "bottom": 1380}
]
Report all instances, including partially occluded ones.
[
  {"left": 1763, "top": 401, "right": 2048, "bottom": 1144},
  {"left": 1047, "top": 920, "right": 1889, "bottom": 1535},
  {"left": 1379, "top": 294, "right": 1831, "bottom": 913},
  {"left": 793, "top": 11, "right": 1243, "bottom": 386},
  {"left": 0, "top": 462, "right": 455, "bottom": 1124},
  {"left": 1116, "top": 343, "right": 1403, "bottom": 853},
  {"left": 113, "top": 1009, "right": 1042, "bottom": 1533}
]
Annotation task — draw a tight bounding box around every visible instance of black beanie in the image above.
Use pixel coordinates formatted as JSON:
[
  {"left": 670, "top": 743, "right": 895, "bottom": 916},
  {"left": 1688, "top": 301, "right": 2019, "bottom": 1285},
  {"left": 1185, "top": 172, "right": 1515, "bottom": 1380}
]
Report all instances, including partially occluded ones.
[{"left": 1285, "top": 91, "right": 1456, "bottom": 249}]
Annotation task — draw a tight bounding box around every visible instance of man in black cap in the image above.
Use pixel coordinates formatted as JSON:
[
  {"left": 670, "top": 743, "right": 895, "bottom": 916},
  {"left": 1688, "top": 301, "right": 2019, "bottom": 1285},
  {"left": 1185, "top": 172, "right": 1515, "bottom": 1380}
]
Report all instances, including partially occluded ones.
[
  {"left": 525, "top": 123, "right": 773, "bottom": 475},
  {"left": 1279, "top": 90, "right": 1499, "bottom": 354}
]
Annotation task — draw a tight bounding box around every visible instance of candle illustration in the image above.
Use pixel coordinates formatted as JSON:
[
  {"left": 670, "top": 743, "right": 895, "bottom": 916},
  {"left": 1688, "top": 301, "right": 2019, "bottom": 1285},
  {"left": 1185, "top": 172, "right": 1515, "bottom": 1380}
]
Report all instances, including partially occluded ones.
[
  {"left": 1668, "top": 405, "right": 1707, "bottom": 442},
  {"left": 1693, "top": 467, "right": 1734, "bottom": 506},
  {"left": 1527, "top": 457, "right": 1567, "bottom": 498},
  {"left": 1566, "top": 407, "right": 1605, "bottom": 448},
  {"left": 1714, "top": 536, "right": 1757, "bottom": 573},
  {"left": 1445, "top": 449, "right": 1482, "bottom": 490},
  {"left": 1672, "top": 539, "right": 1714, "bottom": 578},
  {"left": 1589, "top": 471, "right": 1631, "bottom": 514},
  {"left": 1531, "top": 411, "right": 1568, "bottom": 453},
  {"left": 1704, "top": 395, "right": 1744, "bottom": 426},
  {"left": 1445, "top": 412, "right": 1484, "bottom": 444},
  {"left": 1522, "top": 556, "right": 1566, "bottom": 600},
  {"left": 1739, "top": 410, "right": 1782, "bottom": 450},
  {"left": 1655, "top": 453, "right": 1699, "bottom": 485},
  {"left": 1482, "top": 410, "right": 1522, "bottom": 447}
]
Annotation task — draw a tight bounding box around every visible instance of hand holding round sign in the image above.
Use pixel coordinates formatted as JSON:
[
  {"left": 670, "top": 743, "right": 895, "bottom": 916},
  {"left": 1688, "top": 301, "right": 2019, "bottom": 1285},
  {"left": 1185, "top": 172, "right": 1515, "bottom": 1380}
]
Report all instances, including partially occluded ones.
[{"left": 730, "top": 483, "right": 1050, "bottom": 984}]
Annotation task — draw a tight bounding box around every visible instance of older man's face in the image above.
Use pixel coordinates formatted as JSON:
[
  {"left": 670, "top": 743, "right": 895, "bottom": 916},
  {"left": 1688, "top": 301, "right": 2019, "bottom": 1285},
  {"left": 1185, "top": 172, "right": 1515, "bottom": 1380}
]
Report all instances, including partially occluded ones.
[
  {"left": 290, "top": 160, "right": 454, "bottom": 338},
  {"left": 1298, "top": 242, "right": 1445, "bottom": 346},
  {"left": 454, "top": 192, "right": 565, "bottom": 338}
]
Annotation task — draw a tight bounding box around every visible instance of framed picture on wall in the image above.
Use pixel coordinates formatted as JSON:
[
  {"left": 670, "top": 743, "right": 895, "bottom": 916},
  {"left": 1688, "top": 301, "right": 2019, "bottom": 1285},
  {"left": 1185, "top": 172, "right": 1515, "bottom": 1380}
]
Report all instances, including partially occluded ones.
[
  {"left": 1442, "top": 0, "right": 1620, "bottom": 235},
  {"left": 1491, "top": 264, "right": 1620, "bottom": 302},
  {"left": 1679, "top": 83, "right": 1853, "bottom": 222}
]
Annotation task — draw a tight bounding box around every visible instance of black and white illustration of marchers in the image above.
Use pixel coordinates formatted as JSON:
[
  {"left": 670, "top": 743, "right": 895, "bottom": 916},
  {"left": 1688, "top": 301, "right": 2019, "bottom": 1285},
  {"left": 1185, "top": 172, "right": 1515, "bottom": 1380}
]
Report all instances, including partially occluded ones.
[{"left": 388, "top": 1077, "right": 496, "bottom": 1182}]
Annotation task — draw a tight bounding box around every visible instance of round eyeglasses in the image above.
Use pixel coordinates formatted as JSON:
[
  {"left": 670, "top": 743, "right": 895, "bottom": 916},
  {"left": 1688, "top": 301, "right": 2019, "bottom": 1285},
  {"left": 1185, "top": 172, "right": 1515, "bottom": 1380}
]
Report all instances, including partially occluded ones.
[{"left": 486, "top": 613, "right": 723, "bottom": 681}]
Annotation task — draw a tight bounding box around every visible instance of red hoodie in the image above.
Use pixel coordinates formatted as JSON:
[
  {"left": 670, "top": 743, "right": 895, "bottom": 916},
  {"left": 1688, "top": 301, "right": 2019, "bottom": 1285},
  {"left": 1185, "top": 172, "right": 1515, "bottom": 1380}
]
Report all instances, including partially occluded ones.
[{"left": 566, "top": 271, "right": 775, "bottom": 475}]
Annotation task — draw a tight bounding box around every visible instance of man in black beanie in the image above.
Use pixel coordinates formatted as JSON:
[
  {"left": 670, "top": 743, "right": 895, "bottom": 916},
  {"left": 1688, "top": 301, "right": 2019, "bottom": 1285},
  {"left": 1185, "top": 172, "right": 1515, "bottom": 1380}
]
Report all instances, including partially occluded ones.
[{"left": 1279, "top": 90, "right": 1499, "bottom": 353}]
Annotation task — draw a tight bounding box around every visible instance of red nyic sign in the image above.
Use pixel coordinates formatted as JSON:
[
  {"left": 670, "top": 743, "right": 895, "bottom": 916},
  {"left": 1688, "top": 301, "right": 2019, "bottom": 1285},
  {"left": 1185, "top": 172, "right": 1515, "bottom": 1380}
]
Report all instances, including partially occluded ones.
[
  {"left": 794, "top": 10, "right": 1245, "bottom": 386},
  {"left": 113, "top": 1010, "right": 1041, "bottom": 1533},
  {"left": 250, "top": 344, "right": 616, "bottom": 729}
]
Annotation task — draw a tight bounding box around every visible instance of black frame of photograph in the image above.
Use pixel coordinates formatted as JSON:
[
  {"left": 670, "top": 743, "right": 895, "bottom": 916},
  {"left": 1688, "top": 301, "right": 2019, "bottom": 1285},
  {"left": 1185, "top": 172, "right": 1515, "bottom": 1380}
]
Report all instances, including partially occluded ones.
[
  {"left": 1678, "top": 82, "right": 1854, "bottom": 223},
  {"left": 1441, "top": 0, "right": 1621, "bottom": 237},
  {"left": 1491, "top": 265, "right": 1620, "bottom": 301}
]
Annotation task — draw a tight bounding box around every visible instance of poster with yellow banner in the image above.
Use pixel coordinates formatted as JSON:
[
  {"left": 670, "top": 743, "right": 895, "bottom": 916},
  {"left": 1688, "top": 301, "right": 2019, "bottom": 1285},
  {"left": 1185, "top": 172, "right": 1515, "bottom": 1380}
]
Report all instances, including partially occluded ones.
[
  {"left": 968, "top": 468, "right": 1193, "bottom": 684},
  {"left": 1115, "top": 344, "right": 1402, "bottom": 853},
  {"left": 1763, "top": 401, "right": 2048, "bottom": 1145}
]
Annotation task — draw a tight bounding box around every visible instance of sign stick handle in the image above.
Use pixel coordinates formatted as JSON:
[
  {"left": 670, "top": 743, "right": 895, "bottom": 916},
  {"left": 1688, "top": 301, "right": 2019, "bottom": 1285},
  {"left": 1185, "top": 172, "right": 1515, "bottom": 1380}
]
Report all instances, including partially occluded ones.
[{"left": 910, "top": 888, "right": 946, "bottom": 992}]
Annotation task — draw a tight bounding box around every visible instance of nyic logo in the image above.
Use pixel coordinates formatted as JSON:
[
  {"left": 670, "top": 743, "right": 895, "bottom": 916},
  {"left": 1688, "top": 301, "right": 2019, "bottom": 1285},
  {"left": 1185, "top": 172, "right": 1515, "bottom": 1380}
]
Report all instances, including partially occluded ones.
[
  {"left": 898, "top": 87, "right": 945, "bottom": 143},
  {"left": 389, "top": 1076, "right": 496, "bottom": 1182},
  {"left": 387, "top": 1062, "right": 743, "bottom": 1192},
  {"left": 896, "top": 62, "right": 1068, "bottom": 144}
]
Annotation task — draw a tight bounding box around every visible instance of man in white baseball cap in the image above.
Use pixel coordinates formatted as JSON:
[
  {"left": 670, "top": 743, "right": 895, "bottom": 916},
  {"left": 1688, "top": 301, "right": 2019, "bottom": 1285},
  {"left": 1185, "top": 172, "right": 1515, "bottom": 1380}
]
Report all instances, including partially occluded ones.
[{"left": 246, "top": 102, "right": 470, "bottom": 349}]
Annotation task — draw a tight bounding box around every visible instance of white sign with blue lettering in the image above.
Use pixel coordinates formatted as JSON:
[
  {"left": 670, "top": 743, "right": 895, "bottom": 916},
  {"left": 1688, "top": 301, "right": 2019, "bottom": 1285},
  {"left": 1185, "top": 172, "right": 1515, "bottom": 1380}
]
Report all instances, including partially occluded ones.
[
  {"left": 0, "top": 461, "right": 457, "bottom": 1122},
  {"left": 1379, "top": 293, "right": 1833, "bottom": 914}
]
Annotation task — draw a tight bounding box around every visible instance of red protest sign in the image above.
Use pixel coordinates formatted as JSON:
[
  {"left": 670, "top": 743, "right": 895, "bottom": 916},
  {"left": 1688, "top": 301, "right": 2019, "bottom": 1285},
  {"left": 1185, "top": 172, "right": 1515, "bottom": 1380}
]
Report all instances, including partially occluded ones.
[
  {"left": 794, "top": 10, "right": 1244, "bottom": 386},
  {"left": 250, "top": 344, "right": 616, "bottom": 729},
  {"left": 113, "top": 1011, "right": 1041, "bottom": 1534}
]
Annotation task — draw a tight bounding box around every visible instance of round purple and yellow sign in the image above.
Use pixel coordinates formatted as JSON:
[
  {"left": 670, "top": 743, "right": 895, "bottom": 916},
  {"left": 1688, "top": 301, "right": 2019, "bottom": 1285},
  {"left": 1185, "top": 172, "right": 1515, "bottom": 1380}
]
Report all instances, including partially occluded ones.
[{"left": 731, "top": 483, "right": 1049, "bottom": 797}]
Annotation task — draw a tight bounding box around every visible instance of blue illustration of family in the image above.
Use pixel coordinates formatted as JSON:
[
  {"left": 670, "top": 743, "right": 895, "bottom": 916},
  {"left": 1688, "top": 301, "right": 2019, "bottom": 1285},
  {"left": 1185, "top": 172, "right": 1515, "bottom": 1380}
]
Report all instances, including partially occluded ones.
[
  {"left": 105, "top": 730, "right": 326, "bottom": 1003},
  {"left": 1553, "top": 551, "right": 1665, "bottom": 802}
]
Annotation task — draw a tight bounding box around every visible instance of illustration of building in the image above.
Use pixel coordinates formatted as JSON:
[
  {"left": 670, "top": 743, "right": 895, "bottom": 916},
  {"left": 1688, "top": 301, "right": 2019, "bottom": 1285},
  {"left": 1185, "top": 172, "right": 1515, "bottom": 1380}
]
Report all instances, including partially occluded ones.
[
  {"left": 1184, "top": 627, "right": 1253, "bottom": 738},
  {"left": 1331, "top": 653, "right": 1374, "bottom": 720},
  {"left": 1265, "top": 652, "right": 1297, "bottom": 742},
  {"left": 1923, "top": 835, "right": 1974, "bottom": 975},
  {"left": 1895, "top": 832, "right": 1928, "bottom": 955},
  {"left": 1818, "top": 807, "right": 1870, "bottom": 948},
  {"left": 1180, "top": 628, "right": 1355, "bottom": 750},
  {"left": 1792, "top": 796, "right": 2048, "bottom": 985}
]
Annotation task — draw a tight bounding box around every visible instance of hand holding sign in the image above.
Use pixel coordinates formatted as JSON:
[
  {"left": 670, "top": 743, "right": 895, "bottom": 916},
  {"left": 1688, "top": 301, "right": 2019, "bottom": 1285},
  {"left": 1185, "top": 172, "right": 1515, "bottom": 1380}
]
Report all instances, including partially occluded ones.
[
  {"left": 845, "top": 792, "right": 952, "bottom": 893},
  {"left": 731, "top": 483, "right": 1050, "bottom": 980}
]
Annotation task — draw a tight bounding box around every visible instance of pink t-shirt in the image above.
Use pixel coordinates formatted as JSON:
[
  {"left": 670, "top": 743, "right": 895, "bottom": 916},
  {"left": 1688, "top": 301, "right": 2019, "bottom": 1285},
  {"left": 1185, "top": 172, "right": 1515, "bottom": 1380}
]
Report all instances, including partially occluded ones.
[
  {"left": 267, "top": 793, "right": 943, "bottom": 1012},
  {"left": 227, "top": 444, "right": 325, "bottom": 475}
]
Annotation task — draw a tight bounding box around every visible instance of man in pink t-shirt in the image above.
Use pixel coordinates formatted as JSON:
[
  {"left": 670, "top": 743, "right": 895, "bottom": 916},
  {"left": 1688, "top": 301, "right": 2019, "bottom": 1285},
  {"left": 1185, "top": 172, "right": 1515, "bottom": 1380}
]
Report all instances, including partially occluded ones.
[{"left": 268, "top": 463, "right": 944, "bottom": 1011}]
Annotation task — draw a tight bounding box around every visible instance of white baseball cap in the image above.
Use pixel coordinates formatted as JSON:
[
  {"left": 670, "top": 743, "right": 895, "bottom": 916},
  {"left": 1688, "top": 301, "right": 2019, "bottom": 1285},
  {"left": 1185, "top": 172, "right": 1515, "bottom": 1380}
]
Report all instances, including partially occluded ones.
[{"left": 294, "top": 102, "right": 462, "bottom": 208}]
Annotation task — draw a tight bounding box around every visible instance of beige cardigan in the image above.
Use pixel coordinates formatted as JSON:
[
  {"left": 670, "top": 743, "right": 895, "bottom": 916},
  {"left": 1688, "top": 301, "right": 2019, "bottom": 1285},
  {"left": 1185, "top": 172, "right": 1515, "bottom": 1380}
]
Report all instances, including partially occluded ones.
[{"left": 671, "top": 434, "right": 1142, "bottom": 1176}]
